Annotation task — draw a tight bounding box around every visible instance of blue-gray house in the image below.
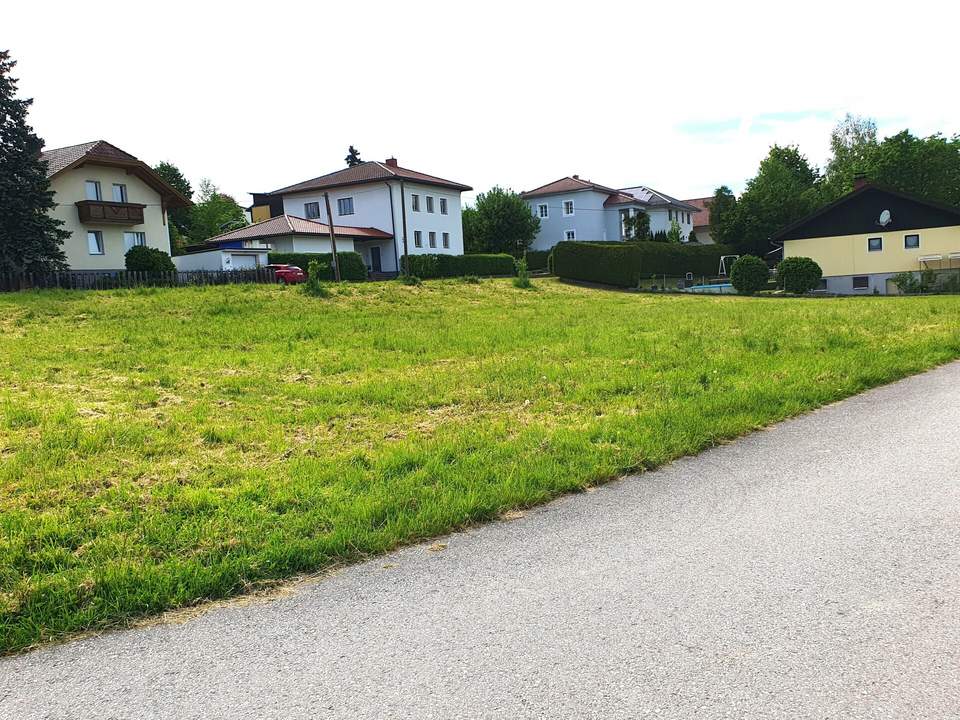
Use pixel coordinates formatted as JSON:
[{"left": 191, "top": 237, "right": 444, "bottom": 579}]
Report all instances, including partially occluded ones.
[{"left": 521, "top": 176, "right": 703, "bottom": 251}]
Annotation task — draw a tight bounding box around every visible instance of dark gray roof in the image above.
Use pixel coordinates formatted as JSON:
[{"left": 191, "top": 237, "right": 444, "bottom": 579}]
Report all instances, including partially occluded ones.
[{"left": 619, "top": 185, "right": 700, "bottom": 212}]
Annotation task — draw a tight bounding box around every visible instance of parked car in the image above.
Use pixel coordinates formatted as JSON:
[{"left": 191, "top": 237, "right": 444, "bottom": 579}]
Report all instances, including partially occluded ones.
[{"left": 268, "top": 264, "right": 306, "bottom": 284}]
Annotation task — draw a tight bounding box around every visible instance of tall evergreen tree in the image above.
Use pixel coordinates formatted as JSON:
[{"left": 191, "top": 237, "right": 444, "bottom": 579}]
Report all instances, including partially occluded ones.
[
  {"left": 0, "top": 50, "right": 68, "bottom": 273},
  {"left": 345, "top": 145, "right": 363, "bottom": 167}
]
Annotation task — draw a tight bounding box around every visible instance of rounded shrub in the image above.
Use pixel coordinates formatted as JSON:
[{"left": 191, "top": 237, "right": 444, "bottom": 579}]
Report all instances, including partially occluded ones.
[
  {"left": 125, "top": 245, "right": 175, "bottom": 273},
  {"left": 729, "top": 255, "right": 769, "bottom": 295},
  {"left": 777, "top": 256, "right": 822, "bottom": 294}
]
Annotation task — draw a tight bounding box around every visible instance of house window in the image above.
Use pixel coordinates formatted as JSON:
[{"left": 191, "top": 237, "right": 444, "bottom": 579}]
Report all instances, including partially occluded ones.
[
  {"left": 440, "top": 198, "right": 448, "bottom": 215},
  {"left": 337, "top": 197, "right": 354, "bottom": 216},
  {"left": 564, "top": 229, "right": 576, "bottom": 241},
  {"left": 429, "top": 231, "right": 437, "bottom": 248},
  {"left": 112, "top": 183, "right": 127, "bottom": 203},
  {"left": 537, "top": 203, "right": 549, "bottom": 219},
  {"left": 85, "top": 180, "right": 102, "bottom": 201},
  {"left": 87, "top": 230, "right": 104, "bottom": 255},
  {"left": 304, "top": 201, "right": 320, "bottom": 219},
  {"left": 904, "top": 234, "right": 920, "bottom": 249},
  {"left": 123, "top": 231, "right": 146, "bottom": 250},
  {"left": 426, "top": 196, "right": 434, "bottom": 213},
  {"left": 442, "top": 232, "right": 450, "bottom": 248},
  {"left": 563, "top": 200, "right": 574, "bottom": 216},
  {"left": 411, "top": 194, "right": 420, "bottom": 212},
  {"left": 868, "top": 237, "right": 883, "bottom": 252},
  {"left": 414, "top": 230, "right": 422, "bottom": 248},
  {"left": 668, "top": 209, "right": 673, "bottom": 221},
  {"left": 620, "top": 208, "right": 631, "bottom": 239},
  {"left": 852, "top": 275, "right": 870, "bottom": 290}
]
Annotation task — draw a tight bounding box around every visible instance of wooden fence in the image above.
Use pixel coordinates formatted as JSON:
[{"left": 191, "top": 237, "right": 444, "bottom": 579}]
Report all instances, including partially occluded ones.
[{"left": 0, "top": 267, "right": 278, "bottom": 293}]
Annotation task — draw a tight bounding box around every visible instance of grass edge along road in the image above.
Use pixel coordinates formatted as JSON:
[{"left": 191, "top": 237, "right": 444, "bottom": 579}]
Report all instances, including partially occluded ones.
[{"left": 2, "top": 279, "right": 960, "bottom": 653}]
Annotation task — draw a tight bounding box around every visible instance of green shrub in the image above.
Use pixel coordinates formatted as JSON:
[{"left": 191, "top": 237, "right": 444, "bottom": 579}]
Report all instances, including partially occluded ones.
[
  {"left": 551, "top": 241, "right": 737, "bottom": 287},
  {"left": 401, "top": 254, "right": 515, "bottom": 279},
  {"left": 513, "top": 257, "right": 532, "bottom": 289},
  {"left": 302, "top": 260, "right": 331, "bottom": 297},
  {"left": 892, "top": 269, "right": 937, "bottom": 294},
  {"left": 125, "top": 246, "right": 175, "bottom": 273},
  {"left": 524, "top": 250, "right": 550, "bottom": 271},
  {"left": 730, "top": 255, "right": 769, "bottom": 295},
  {"left": 777, "top": 256, "right": 822, "bottom": 294},
  {"left": 268, "top": 252, "right": 367, "bottom": 281},
  {"left": 398, "top": 274, "right": 422, "bottom": 286}
]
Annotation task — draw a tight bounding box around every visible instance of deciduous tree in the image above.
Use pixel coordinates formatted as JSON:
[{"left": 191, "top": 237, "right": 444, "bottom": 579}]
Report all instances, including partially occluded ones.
[
  {"left": 188, "top": 179, "right": 247, "bottom": 241},
  {"left": 463, "top": 187, "right": 540, "bottom": 256}
]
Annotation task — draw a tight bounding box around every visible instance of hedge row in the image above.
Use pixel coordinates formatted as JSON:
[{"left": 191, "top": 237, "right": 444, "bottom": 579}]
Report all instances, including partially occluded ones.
[
  {"left": 402, "top": 253, "right": 515, "bottom": 278},
  {"left": 267, "top": 252, "right": 367, "bottom": 281},
  {"left": 524, "top": 250, "right": 551, "bottom": 271},
  {"left": 551, "top": 241, "right": 737, "bottom": 287}
]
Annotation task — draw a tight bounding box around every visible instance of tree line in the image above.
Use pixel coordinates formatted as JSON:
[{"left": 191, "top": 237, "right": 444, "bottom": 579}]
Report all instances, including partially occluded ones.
[{"left": 707, "top": 115, "right": 960, "bottom": 257}]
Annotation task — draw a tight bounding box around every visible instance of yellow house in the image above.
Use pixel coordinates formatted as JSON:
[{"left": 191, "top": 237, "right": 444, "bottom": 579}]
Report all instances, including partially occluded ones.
[
  {"left": 773, "top": 180, "right": 960, "bottom": 294},
  {"left": 41, "top": 141, "right": 192, "bottom": 271}
]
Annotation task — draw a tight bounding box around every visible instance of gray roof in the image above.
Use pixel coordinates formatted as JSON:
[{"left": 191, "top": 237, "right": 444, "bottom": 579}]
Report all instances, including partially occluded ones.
[{"left": 619, "top": 185, "right": 700, "bottom": 212}]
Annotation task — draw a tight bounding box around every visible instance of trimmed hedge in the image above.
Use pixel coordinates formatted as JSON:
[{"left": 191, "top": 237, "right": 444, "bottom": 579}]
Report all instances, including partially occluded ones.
[
  {"left": 401, "top": 253, "right": 515, "bottom": 279},
  {"left": 524, "top": 250, "right": 551, "bottom": 272},
  {"left": 267, "top": 252, "right": 367, "bottom": 281},
  {"left": 551, "top": 241, "right": 737, "bottom": 287}
]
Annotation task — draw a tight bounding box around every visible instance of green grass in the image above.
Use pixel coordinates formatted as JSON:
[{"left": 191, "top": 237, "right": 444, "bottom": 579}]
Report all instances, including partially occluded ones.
[{"left": 2, "top": 279, "right": 960, "bottom": 653}]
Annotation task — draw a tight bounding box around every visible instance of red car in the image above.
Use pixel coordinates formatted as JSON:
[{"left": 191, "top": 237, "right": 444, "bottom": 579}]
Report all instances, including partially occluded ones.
[{"left": 268, "top": 264, "right": 306, "bottom": 284}]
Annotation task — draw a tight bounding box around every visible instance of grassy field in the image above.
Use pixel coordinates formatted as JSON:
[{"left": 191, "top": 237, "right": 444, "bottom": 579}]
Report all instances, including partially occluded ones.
[{"left": 2, "top": 279, "right": 960, "bottom": 652}]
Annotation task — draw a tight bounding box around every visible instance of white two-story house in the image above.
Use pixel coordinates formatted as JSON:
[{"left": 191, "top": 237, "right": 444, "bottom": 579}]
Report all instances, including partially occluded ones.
[
  {"left": 41, "top": 141, "right": 192, "bottom": 270},
  {"left": 249, "top": 158, "right": 472, "bottom": 274},
  {"left": 520, "top": 176, "right": 699, "bottom": 251}
]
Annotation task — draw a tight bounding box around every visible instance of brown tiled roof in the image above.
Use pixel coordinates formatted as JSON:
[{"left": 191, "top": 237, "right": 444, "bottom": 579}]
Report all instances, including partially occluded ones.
[
  {"left": 520, "top": 176, "right": 621, "bottom": 199},
  {"left": 41, "top": 140, "right": 140, "bottom": 176},
  {"left": 603, "top": 192, "right": 643, "bottom": 207},
  {"left": 204, "top": 215, "right": 393, "bottom": 245},
  {"left": 684, "top": 197, "right": 713, "bottom": 228},
  {"left": 270, "top": 161, "right": 471, "bottom": 195},
  {"left": 40, "top": 140, "right": 192, "bottom": 208}
]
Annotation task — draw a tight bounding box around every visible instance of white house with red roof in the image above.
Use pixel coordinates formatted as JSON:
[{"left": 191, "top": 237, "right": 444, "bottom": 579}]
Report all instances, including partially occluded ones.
[
  {"left": 249, "top": 158, "right": 472, "bottom": 274},
  {"left": 520, "top": 176, "right": 699, "bottom": 250}
]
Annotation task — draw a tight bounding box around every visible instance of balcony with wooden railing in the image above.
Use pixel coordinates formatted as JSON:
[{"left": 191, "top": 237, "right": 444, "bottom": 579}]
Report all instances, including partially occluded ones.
[{"left": 75, "top": 200, "right": 146, "bottom": 225}]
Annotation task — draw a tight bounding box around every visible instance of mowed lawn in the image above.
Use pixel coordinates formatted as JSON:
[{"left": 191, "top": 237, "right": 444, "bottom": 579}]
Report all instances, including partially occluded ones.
[{"left": 2, "top": 279, "right": 960, "bottom": 652}]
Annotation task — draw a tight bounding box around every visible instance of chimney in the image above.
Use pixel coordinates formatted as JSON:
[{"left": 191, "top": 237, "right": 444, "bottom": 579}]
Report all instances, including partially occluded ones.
[
  {"left": 572, "top": 174, "right": 579, "bottom": 179},
  {"left": 385, "top": 157, "right": 398, "bottom": 168},
  {"left": 853, "top": 173, "right": 868, "bottom": 190}
]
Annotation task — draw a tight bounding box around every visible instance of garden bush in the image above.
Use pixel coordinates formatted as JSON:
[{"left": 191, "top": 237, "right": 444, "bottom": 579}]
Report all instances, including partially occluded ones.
[
  {"left": 401, "top": 253, "right": 515, "bottom": 279},
  {"left": 730, "top": 255, "right": 769, "bottom": 295},
  {"left": 268, "top": 252, "right": 367, "bottom": 281},
  {"left": 524, "top": 250, "right": 551, "bottom": 272},
  {"left": 125, "top": 246, "right": 175, "bottom": 273},
  {"left": 551, "top": 241, "right": 737, "bottom": 287},
  {"left": 777, "top": 256, "right": 822, "bottom": 294}
]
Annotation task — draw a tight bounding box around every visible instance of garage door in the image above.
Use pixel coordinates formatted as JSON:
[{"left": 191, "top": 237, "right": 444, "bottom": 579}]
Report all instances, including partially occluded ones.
[{"left": 230, "top": 254, "right": 258, "bottom": 270}]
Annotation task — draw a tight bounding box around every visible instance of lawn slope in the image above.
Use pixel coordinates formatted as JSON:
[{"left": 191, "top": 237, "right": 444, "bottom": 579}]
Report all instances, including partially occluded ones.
[{"left": 2, "top": 279, "right": 959, "bottom": 652}]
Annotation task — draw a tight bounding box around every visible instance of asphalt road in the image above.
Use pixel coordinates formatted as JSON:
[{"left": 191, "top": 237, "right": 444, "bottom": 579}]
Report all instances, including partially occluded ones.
[{"left": 3, "top": 362, "right": 960, "bottom": 719}]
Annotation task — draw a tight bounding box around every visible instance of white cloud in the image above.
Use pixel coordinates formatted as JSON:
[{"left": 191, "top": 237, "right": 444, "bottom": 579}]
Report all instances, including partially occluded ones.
[{"left": 8, "top": 0, "right": 959, "bottom": 205}]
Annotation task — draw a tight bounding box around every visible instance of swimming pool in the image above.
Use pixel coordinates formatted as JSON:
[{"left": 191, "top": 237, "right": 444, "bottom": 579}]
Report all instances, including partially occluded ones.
[{"left": 681, "top": 283, "right": 736, "bottom": 294}]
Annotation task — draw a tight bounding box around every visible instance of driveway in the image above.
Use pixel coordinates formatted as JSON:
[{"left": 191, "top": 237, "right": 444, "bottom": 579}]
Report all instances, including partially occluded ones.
[{"left": 3, "top": 363, "right": 959, "bottom": 719}]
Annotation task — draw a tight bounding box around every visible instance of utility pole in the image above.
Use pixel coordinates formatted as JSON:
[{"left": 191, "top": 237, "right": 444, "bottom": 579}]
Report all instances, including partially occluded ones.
[{"left": 323, "top": 192, "right": 341, "bottom": 282}]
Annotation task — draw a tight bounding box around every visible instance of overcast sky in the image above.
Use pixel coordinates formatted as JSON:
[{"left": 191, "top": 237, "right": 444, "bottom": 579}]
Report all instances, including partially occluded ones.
[{"left": 8, "top": 1, "right": 959, "bottom": 206}]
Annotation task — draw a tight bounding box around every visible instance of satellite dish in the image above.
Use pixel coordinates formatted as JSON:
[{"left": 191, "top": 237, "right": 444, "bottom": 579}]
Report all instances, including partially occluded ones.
[{"left": 879, "top": 209, "right": 892, "bottom": 227}]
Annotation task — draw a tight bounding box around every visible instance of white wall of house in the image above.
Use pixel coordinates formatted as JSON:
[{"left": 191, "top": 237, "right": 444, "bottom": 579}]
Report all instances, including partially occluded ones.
[
  {"left": 173, "top": 249, "right": 269, "bottom": 271},
  {"left": 647, "top": 207, "right": 695, "bottom": 240},
  {"left": 692, "top": 226, "right": 715, "bottom": 244},
  {"left": 526, "top": 190, "right": 611, "bottom": 250},
  {"left": 49, "top": 166, "right": 172, "bottom": 270},
  {"left": 277, "top": 179, "right": 464, "bottom": 262}
]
